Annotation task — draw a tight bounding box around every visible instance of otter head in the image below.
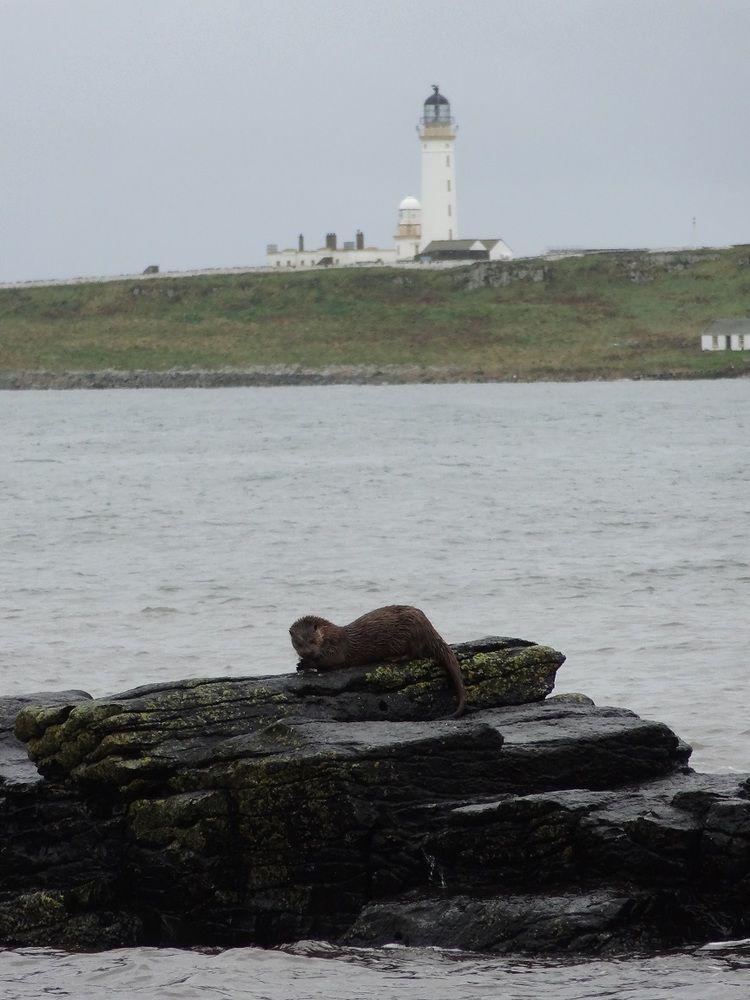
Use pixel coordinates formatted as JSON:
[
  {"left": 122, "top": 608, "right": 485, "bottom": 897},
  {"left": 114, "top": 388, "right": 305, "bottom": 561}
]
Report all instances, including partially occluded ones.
[{"left": 289, "top": 616, "right": 327, "bottom": 667}]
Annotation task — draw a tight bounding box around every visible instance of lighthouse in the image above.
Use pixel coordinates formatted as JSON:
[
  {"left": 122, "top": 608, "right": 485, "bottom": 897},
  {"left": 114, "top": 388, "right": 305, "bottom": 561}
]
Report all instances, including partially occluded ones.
[
  {"left": 418, "top": 85, "right": 457, "bottom": 250},
  {"left": 266, "top": 84, "right": 512, "bottom": 269}
]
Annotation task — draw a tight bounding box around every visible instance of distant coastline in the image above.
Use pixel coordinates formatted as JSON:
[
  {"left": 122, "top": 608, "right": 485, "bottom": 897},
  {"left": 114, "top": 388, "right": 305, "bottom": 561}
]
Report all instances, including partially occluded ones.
[
  {"left": 0, "top": 365, "right": 746, "bottom": 390},
  {"left": 1, "top": 248, "right": 748, "bottom": 384}
]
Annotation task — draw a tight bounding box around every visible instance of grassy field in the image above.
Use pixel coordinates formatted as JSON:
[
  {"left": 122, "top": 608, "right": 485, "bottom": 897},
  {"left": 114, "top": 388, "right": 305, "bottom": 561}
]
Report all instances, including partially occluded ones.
[{"left": 1, "top": 247, "right": 749, "bottom": 380}]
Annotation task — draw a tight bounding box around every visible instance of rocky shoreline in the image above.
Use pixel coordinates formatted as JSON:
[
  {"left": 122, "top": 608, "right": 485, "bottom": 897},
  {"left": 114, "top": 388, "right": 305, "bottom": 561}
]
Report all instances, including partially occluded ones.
[
  {"left": 2, "top": 637, "right": 749, "bottom": 954},
  {"left": 0, "top": 367, "right": 741, "bottom": 390},
  {"left": 0, "top": 366, "right": 507, "bottom": 390}
]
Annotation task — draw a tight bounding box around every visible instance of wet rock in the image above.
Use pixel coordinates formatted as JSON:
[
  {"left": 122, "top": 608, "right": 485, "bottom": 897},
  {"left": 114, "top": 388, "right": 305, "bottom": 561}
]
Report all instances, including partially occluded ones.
[
  {"left": 0, "top": 690, "right": 92, "bottom": 787},
  {"left": 14, "top": 638, "right": 563, "bottom": 788},
  {"left": 344, "top": 768, "right": 750, "bottom": 953},
  {"left": 0, "top": 690, "right": 140, "bottom": 947},
  {"left": 545, "top": 692, "right": 595, "bottom": 705},
  {"left": 470, "top": 701, "right": 690, "bottom": 793},
  {"left": 0, "top": 889, "right": 141, "bottom": 950},
  {"left": 2, "top": 637, "right": 749, "bottom": 953},
  {"left": 345, "top": 890, "right": 701, "bottom": 954}
]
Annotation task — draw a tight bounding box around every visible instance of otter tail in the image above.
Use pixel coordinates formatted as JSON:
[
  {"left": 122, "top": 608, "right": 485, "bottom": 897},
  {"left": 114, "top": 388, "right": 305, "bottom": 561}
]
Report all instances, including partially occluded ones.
[{"left": 430, "top": 636, "right": 466, "bottom": 718}]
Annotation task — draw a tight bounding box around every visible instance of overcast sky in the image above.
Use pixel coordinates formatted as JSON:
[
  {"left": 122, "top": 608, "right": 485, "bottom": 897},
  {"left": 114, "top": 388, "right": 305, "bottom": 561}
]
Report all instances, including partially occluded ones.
[{"left": 1, "top": 0, "right": 748, "bottom": 282}]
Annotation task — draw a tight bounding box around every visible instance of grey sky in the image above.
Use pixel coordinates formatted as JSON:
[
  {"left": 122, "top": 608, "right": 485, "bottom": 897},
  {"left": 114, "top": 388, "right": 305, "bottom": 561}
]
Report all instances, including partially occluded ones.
[{"left": 1, "top": 0, "right": 748, "bottom": 282}]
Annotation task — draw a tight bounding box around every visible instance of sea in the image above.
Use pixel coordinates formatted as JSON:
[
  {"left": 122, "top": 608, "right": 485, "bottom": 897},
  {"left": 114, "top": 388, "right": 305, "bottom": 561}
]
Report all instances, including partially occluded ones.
[{"left": 0, "top": 380, "right": 748, "bottom": 998}]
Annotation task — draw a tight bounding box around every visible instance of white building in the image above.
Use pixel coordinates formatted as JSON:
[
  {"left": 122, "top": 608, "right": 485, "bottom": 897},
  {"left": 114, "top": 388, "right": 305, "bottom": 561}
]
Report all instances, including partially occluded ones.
[
  {"left": 266, "top": 231, "right": 396, "bottom": 269},
  {"left": 266, "top": 86, "right": 511, "bottom": 268},
  {"left": 701, "top": 318, "right": 750, "bottom": 351},
  {"left": 419, "top": 238, "right": 513, "bottom": 262}
]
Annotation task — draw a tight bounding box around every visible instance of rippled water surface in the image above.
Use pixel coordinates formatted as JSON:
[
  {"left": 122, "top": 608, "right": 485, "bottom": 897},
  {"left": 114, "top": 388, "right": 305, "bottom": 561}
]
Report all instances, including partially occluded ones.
[
  {"left": 1, "top": 941, "right": 750, "bottom": 1000},
  {"left": 1, "top": 381, "right": 749, "bottom": 996}
]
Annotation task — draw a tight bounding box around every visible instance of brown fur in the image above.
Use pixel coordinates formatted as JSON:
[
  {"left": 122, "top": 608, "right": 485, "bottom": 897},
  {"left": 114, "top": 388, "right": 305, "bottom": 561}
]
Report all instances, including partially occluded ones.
[{"left": 289, "top": 604, "right": 466, "bottom": 718}]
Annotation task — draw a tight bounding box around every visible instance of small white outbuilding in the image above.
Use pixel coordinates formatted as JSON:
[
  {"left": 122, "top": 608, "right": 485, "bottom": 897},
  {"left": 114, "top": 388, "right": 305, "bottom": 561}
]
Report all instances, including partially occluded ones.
[{"left": 701, "top": 319, "right": 750, "bottom": 351}]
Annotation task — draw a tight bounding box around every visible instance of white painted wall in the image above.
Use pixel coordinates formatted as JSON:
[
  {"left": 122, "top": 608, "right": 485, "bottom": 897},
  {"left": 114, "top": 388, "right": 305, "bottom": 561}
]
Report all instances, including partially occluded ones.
[
  {"left": 488, "top": 240, "right": 514, "bottom": 261},
  {"left": 419, "top": 128, "right": 457, "bottom": 250},
  {"left": 266, "top": 247, "right": 397, "bottom": 268},
  {"left": 395, "top": 236, "right": 421, "bottom": 261},
  {"left": 701, "top": 334, "right": 750, "bottom": 350}
]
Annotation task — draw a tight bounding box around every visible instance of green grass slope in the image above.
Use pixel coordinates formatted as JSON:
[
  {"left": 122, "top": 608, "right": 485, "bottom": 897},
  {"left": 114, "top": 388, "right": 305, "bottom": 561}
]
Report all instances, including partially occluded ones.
[{"left": 1, "top": 247, "right": 749, "bottom": 380}]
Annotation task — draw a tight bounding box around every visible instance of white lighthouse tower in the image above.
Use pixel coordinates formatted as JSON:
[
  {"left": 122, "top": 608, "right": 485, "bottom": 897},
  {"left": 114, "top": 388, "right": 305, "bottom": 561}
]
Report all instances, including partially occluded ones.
[{"left": 419, "top": 85, "right": 457, "bottom": 250}]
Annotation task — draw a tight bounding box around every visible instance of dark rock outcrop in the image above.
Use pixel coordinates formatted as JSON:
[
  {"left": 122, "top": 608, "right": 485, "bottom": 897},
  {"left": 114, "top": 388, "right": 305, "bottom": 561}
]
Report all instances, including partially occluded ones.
[
  {"left": 346, "top": 769, "right": 750, "bottom": 954},
  {"left": 1, "top": 637, "right": 748, "bottom": 954},
  {"left": 0, "top": 691, "right": 142, "bottom": 948}
]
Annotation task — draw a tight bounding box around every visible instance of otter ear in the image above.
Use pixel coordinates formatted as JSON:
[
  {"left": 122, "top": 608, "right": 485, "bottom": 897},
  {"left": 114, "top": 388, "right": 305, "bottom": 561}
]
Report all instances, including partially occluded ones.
[{"left": 314, "top": 625, "right": 325, "bottom": 643}]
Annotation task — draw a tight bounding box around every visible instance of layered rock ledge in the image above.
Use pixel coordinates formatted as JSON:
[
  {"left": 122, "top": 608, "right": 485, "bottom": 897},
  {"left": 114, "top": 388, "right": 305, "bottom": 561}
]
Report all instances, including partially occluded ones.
[{"left": 1, "top": 637, "right": 748, "bottom": 954}]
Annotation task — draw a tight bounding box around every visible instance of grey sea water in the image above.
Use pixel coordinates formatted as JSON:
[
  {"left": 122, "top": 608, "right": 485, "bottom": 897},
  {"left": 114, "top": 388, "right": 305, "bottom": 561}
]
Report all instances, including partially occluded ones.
[{"left": 0, "top": 380, "right": 748, "bottom": 997}]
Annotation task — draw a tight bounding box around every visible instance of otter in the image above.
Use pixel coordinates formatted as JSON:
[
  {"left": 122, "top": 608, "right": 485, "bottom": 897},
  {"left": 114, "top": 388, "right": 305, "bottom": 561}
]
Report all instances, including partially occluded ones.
[{"left": 289, "top": 604, "right": 466, "bottom": 718}]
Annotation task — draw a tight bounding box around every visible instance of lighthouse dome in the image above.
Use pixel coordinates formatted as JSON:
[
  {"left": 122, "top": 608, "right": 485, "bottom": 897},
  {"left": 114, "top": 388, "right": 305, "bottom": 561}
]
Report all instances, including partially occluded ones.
[
  {"left": 399, "top": 196, "right": 421, "bottom": 211},
  {"left": 424, "top": 86, "right": 449, "bottom": 107},
  {"left": 422, "top": 85, "right": 452, "bottom": 126}
]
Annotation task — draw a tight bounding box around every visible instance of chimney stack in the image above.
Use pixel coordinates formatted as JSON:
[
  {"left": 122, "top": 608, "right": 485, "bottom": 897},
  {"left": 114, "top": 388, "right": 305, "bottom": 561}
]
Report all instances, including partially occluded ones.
[
  {"left": 356, "top": 230, "right": 364, "bottom": 250},
  {"left": 325, "top": 232, "right": 337, "bottom": 251},
  {"left": 298, "top": 233, "right": 304, "bottom": 252}
]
